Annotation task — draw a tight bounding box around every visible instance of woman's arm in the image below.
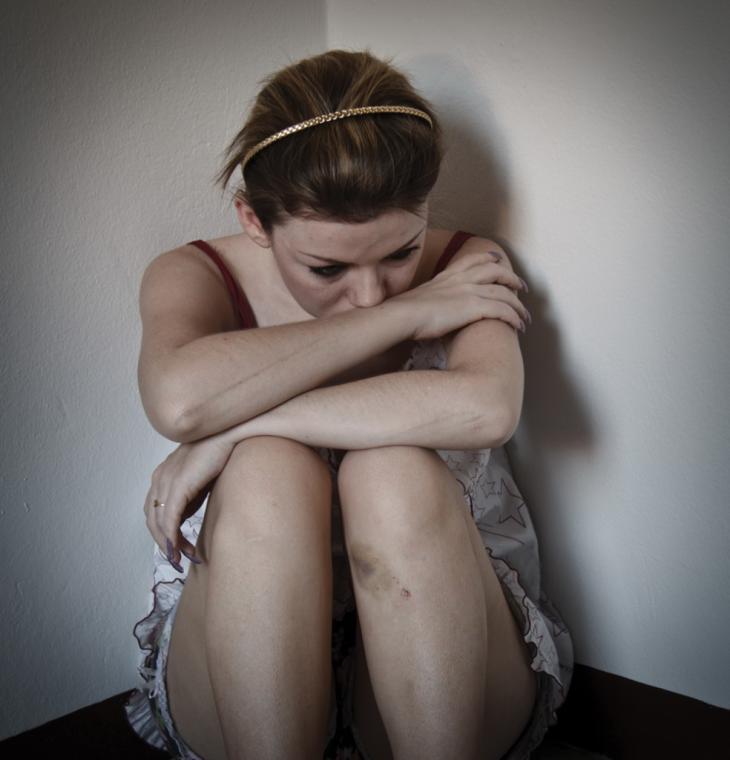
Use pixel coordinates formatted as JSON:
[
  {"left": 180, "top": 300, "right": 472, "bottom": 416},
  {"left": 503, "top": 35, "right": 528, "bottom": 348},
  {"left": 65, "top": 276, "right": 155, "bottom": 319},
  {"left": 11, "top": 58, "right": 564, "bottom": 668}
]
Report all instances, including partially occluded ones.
[
  {"left": 140, "top": 248, "right": 417, "bottom": 442},
  {"left": 173, "top": 302, "right": 414, "bottom": 442},
  {"left": 199, "top": 239, "right": 527, "bottom": 452},
  {"left": 214, "top": 368, "right": 513, "bottom": 452},
  {"left": 144, "top": 366, "right": 508, "bottom": 568},
  {"left": 142, "top": 238, "right": 526, "bottom": 444}
]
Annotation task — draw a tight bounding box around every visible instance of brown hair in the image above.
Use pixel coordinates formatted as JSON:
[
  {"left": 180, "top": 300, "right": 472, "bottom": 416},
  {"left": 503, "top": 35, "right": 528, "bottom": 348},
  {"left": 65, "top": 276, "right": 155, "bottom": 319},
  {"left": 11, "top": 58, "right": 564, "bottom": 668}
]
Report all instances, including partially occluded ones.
[{"left": 214, "top": 48, "right": 444, "bottom": 234}]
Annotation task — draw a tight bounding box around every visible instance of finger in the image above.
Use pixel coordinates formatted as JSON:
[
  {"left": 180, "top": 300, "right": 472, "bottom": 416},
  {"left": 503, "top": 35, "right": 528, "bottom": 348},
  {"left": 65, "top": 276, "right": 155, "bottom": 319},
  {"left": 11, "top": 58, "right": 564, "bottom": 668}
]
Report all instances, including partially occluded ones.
[
  {"left": 181, "top": 546, "right": 203, "bottom": 565},
  {"left": 167, "top": 483, "right": 204, "bottom": 564},
  {"left": 473, "top": 293, "right": 526, "bottom": 333},
  {"left": 450, "top": 249, "right": 512, "bottom": 271},
  {"left": 145, "top": 510, "right": 184, "bottom": 572},
  {"left": 148, "top": 490, "right": 185, "bottom": 572},
  {"left": 486, "top": 284, "right": 532, "bottom": 325},
  {"left": 174, "top": 524, "right": 201, "bottom": 565},
  {"left": 159, "top": 512, "right": 185, "bottom": 570},
  {"left": 144, "top": 486, "right": 170, "bottom": 558},
  {"left": 468, "top": 283, "right": 530, "bottom": 329},
  {"left": 144, "top": 472, "right": 172, "bottom": 553},
  {"left": 458, "top": 259, "right": 526, "bottom": 293}
]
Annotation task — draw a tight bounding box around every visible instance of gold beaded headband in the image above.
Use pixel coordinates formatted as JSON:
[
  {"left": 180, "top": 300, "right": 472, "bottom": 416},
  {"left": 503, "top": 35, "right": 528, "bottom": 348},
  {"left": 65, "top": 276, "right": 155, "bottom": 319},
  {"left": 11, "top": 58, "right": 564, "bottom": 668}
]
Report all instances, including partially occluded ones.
[{"left": 240, "top": 105, "right": 433, "bottom": 174}]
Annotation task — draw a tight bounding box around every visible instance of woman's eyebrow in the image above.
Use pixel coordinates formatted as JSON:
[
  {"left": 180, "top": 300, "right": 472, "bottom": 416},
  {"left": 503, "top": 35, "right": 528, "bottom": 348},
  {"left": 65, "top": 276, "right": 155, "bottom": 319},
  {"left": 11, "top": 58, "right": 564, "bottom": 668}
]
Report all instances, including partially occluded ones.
[{"left": 298, "top": 226, "right": 426, "bottom": 263}]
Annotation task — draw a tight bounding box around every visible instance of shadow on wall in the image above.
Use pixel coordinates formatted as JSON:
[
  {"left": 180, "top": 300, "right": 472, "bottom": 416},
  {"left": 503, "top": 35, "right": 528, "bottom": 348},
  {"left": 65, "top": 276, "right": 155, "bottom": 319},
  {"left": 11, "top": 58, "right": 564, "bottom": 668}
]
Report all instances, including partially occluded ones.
[
  {"left": 406, "top": 52, "right": 596, "bottom": 661},
  {"left": 410, "top": 52, "right": 509, "bottom": 237},
  {"left": 412, "top": 52, "right": 594, "bottom": 451}
]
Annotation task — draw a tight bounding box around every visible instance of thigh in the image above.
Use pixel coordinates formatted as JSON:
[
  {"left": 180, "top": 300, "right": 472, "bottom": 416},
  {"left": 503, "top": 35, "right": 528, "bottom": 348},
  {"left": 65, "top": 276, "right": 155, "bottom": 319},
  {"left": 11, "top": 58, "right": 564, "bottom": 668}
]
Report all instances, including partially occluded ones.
[
  {"left": 166, "top": 436, "right": 335, "bottom": 760},
  {"left": 457, "top": 502, "right": 538, "bottom": 759},
  {"left": 340, "top": 446, "right": 537, "bottom": 759},
  {"left": 350, "top": 519, "right": 537, "bottom": 760},
  {"left": 351, "top": 615, "right": 395, "bottom": 760}
]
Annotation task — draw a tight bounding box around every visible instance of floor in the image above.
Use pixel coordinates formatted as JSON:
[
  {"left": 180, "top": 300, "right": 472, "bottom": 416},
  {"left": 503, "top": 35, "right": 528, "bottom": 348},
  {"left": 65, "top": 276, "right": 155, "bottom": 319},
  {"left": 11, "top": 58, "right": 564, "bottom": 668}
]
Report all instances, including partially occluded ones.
[{"left": 0, "top": 689, "right": 613, "bottom": 759}]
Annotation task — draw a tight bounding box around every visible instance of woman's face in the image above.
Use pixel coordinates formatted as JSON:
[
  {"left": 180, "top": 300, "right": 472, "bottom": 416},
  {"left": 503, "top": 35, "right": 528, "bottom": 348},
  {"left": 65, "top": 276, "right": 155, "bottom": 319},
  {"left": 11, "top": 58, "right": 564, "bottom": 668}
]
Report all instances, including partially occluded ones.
[{"left": 249, "top": 201, "right": 429, "bottom": 318}]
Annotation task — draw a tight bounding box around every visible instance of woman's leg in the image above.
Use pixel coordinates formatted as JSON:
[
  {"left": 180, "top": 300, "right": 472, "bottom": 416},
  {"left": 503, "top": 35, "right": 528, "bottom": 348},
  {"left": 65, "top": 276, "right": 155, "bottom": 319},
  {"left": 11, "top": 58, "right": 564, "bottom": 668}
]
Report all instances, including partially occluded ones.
[
  {"left": 166, "top": 436, "right": 336, "bottom": 760},
  {"left": 337, "top": 445, "right": 537, "bottom": 760}
]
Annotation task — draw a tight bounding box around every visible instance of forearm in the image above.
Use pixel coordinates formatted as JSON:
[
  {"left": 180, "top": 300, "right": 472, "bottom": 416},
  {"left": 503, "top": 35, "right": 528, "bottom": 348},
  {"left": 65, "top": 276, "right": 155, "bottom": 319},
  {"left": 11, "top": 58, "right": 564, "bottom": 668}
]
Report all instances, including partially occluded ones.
[
  {"left": 216, "top": 369, "right": 511, "bottom": 452},
  {"left": 164, "top": 300, "right": 415, "bottom": 442}
]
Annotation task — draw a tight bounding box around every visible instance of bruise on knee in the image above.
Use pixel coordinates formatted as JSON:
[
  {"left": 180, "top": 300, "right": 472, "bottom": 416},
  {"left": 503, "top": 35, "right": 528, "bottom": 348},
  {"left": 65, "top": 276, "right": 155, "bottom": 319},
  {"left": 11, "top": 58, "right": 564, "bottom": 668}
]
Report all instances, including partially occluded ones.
[{"left": 348, "top": 541, "right": 412, "bottom": 600}]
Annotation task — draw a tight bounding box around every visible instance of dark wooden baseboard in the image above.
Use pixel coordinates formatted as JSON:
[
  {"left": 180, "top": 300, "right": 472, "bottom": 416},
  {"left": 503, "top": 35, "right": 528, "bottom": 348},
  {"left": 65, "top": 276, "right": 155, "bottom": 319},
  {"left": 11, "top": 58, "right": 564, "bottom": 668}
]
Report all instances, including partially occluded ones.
[
  {"left": 0, "top": 691, "right": 169, "bottom": 759},
  {"left": 0, "top": 688, "right": 593, "bottom": 759},
  {"left": 1, "top": 665, "right": 726, "bottom": 758},
  {"left": 550, "top": 663, "right": 728, "bottom": 759}
]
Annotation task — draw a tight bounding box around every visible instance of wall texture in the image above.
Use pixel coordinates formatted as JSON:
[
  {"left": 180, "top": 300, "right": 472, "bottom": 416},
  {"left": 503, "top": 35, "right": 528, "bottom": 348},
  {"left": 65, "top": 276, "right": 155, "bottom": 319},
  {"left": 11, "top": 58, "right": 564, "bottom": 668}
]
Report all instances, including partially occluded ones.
[
  {"left": 327, "top": 0, "right": 730, "bottom": 708},
  {"left": 0, "top": 0, "right": 327, "bottom": 739},
  {"left": 1, "top": 0, "right": 728, "bottom": 742}
]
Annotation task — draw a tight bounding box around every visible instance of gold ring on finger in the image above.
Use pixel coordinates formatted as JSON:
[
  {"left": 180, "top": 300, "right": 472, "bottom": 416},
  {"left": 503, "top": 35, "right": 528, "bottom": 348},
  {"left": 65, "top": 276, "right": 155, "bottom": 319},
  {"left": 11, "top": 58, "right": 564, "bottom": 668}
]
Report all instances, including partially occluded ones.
[{"left": 153, "top": 499, "right": 166, "bottom": 508}]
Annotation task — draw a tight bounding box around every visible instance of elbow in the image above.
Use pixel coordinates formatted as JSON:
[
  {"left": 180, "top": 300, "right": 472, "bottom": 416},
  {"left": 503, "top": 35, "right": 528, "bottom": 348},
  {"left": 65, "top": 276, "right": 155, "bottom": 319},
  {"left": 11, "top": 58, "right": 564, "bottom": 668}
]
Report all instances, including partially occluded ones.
[
  {"left": 471, "top": 391, "right": 521, "bottom": 450},
  {"left": 150, "top": 405, "right": 192, "bottom": 443},
  {"left": 169, "top": 406, "right": 202, "bottom": 443},
  {"left": 471, "top": 406, "right": 517, "bottom": 450},
  {"left": 491, "top": 407, "right": 520, "bottom": 448},
  {"left": 139, "top": 391, "right": 193, "bottom": 443},
  {"left": 138, "top": 361, "right": 198, "bottom": 442}
]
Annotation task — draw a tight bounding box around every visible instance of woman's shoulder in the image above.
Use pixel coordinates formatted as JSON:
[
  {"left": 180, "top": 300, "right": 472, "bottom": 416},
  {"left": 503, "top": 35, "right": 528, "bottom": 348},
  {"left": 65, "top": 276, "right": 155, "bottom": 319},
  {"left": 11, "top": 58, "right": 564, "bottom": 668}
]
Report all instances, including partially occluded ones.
[
  {"left": 424, "top": 227, "right": 457, "bottom": 247},
  {"left": 424, "top": 228, "right": 513, "bottom": 274},
  {"left": 421, "top": 227, "right": 496, "bottom": 275},
  {"left": 424, "top": 227, "right": 500, "bottom": 254},
  {"left": 149, "top": 235, "right": 258, "bottom": 310},
  {"left": 155, "top": 235, "right": 244, "bottom": 279},
  {"left": 139, "top": 237, "right": 248, "bottom": 332}
]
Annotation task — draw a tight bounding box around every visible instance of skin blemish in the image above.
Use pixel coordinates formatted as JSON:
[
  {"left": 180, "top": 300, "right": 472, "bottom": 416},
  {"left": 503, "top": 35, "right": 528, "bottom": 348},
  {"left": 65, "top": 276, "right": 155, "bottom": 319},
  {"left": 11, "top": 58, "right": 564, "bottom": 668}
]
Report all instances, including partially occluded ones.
[
  {"left": 349, "top": 542, "right": 399, "bottom": 596},
  {"left": 391, "top": 574, "right": 411, "bottom": 598},
  {"left": 355, "top": 556, "right": 377, "bottom": 579}
]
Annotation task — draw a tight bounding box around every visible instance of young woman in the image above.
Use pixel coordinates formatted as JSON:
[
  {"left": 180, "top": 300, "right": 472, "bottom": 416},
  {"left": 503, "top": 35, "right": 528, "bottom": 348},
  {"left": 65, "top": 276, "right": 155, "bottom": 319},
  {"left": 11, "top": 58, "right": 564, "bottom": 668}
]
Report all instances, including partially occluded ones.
[{"left": 124, "top": 49, "right": 573, "bottom": 760}]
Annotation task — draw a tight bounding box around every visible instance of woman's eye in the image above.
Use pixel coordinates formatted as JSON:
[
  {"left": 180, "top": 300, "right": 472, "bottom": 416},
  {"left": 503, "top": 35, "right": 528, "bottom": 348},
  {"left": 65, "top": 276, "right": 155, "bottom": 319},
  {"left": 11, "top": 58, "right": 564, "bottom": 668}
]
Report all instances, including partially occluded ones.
[
  {"left": 390, "top": 247, "right": 417, "bottom": 261},
  {"left": 308, "top": 248, "right": 417, "bottom": 279},
  {"left": 308, "top": 264, "right": 345, "bottom": 278}
]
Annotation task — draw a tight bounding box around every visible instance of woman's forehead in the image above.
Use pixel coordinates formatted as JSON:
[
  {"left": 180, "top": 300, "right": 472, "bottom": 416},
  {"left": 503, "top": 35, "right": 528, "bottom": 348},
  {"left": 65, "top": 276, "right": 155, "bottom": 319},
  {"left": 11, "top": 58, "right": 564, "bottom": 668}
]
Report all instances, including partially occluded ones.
[{"left": 274, "top": 205, "right": 427, "bottom": 251}]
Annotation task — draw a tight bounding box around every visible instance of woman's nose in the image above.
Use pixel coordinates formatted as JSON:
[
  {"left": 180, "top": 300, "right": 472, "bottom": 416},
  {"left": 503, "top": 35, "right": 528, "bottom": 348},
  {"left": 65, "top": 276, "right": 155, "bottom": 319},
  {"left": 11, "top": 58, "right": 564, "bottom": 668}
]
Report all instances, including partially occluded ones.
[{"left": 349, "top": 272, "right": 385, "bottom": 308}]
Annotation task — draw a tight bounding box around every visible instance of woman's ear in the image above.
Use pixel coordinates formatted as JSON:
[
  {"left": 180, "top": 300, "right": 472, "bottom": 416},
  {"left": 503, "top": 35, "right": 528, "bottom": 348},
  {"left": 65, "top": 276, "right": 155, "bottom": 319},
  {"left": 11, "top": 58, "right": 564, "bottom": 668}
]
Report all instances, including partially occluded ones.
[{"left": 235, "top": 198, "right": 272, "bottom": 248}]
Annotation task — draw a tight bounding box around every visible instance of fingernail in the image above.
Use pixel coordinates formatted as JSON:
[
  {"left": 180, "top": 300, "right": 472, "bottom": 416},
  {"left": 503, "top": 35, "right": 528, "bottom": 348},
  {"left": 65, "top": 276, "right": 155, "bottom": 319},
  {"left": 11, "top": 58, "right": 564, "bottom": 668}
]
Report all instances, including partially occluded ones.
[
  {"left": 165, "top": 538, "right": 184, "bottom": 572},
  {"left": 520, "top": 277, "right": 529, "bottom": 292},
  {"left": 525, "top": 309, "right": 532, "bottom": 325},
  {"left": 181, "top": 547, "right": 202, "bottom": 565},
  {"left": 489, "top": 251, "right": 502, "bottom": 262},
  {"left": 518, "top": 321, "right": 526, "bottom": 334}
]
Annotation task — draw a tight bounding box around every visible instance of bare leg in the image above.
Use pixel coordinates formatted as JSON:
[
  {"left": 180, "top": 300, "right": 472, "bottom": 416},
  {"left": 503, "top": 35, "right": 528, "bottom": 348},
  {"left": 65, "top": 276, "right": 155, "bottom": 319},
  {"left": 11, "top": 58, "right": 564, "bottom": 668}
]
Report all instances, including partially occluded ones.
[
  {"left": 166, "top": 436, "right": 335, "bottom": 760},
  {"left": 338, "top": 445, "right": 535, "bottom": 760}
]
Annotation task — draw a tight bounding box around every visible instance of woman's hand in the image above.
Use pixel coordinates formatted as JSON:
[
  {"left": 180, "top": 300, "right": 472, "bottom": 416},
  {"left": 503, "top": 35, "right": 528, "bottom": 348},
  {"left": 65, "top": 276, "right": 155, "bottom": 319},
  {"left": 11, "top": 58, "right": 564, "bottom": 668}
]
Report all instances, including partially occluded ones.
[
  {"left": 390, "top": 250, "right": 531, "bottom": 341},
  {"left": 143, "top": 435, "right": 236, "bottom": 569}
]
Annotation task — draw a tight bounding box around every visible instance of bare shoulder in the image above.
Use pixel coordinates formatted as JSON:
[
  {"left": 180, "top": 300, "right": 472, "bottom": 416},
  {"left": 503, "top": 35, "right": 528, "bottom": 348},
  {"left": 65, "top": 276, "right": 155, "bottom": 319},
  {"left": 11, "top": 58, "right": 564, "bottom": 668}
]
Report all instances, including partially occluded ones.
[
  {"left": 139, "top": 241, "right": 240, "bottom": 337},
  {"left": 143, "top": 240, "right": 233, "bottom": 288}
]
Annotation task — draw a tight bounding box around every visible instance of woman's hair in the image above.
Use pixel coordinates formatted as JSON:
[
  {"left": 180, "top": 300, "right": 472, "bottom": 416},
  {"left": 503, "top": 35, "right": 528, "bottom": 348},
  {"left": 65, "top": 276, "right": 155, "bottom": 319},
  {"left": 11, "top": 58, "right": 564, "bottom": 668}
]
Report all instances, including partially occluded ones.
[{"left": 215, "top": 48, "right": 444, "bottom": 234}]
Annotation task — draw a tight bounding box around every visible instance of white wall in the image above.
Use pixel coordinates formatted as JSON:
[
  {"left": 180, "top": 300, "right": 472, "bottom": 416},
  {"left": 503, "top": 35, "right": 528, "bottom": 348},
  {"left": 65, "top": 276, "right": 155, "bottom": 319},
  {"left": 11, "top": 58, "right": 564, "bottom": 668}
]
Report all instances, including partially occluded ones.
[
  {"left": 1, "top": 0, "right": 728, "bottom": 742},
  {"left": 0, "top": 0, "right": 327, "bottom": 739},
  {"left": 327, "top": 0, "right": 730, "bottom": 708}
]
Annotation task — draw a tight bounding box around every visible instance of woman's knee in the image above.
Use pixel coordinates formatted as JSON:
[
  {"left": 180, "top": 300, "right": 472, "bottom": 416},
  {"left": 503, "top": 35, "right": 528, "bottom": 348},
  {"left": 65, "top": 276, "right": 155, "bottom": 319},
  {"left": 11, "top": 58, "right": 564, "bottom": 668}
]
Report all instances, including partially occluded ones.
[
  {"left": 337, "top": 446, "right": 460, "bottom": 542},
  {"left": 221, "top": 435, "right": 332, "bottom": 490},
  {"left": 206, "top": 436, "right": 332, "bottom": 530},
  {"left": 338, "top": 445, "right": 444, "bottom": 499}
]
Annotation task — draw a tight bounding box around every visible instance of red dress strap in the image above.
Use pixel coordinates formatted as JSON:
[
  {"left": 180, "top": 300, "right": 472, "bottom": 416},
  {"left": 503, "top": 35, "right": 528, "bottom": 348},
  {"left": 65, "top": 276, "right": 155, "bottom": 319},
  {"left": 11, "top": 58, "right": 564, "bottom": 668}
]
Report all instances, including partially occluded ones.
[
  {"left": 432, "top": 231, "right": 476, "bottom": 277},
  {"left": 187, "top": 240, "right": 258, "bottom": 329}
]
